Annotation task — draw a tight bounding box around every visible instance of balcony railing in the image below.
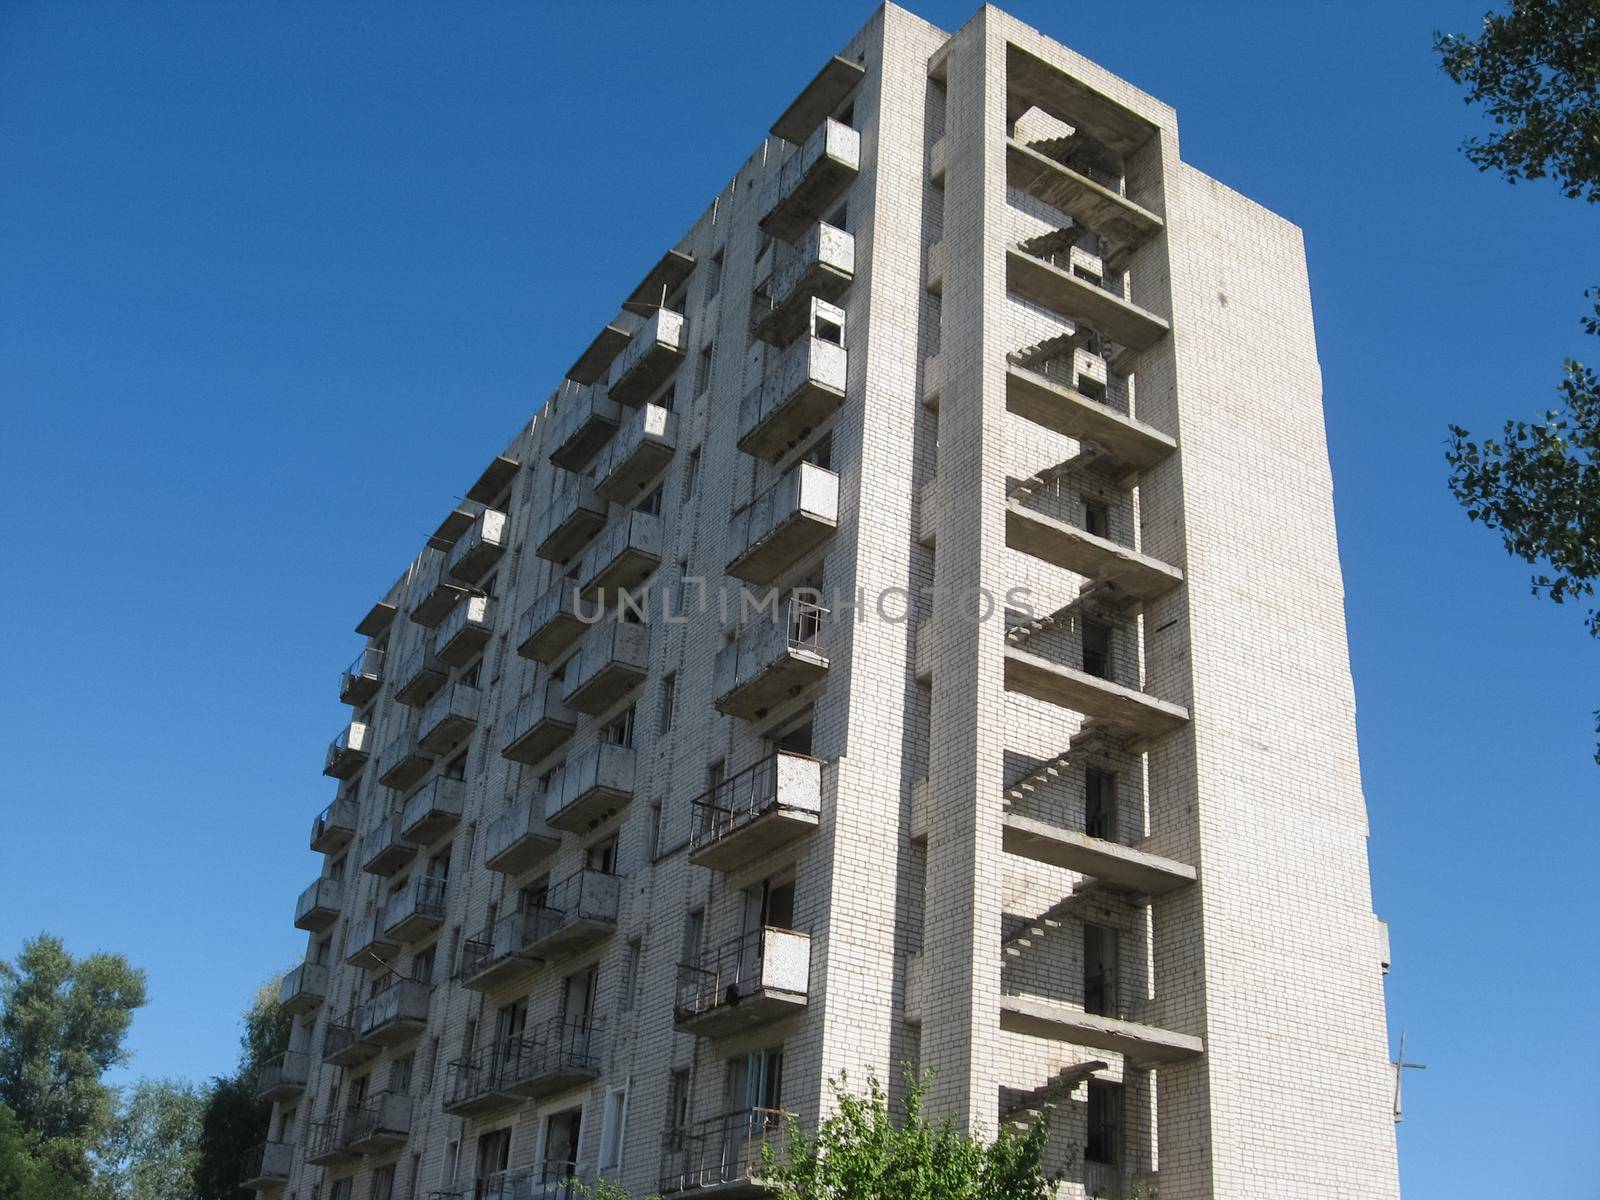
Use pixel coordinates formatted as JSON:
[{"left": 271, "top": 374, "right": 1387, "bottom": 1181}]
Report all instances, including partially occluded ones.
[
  {"left": 577, "top": 509, "right": 662, "bottom": 601},
  {"left": 457, "top": 907, "right": 541, "bottom": 994},
  {"left": 484, "top": 793, "right": 560, "bottom": 875},
  {"left": 446, "top": 508, "right": 508, "bottom": 584},
  {"left": 435, "top": 594, "right": 495, "bottom": 666},
  {"left": 358, "top": 978, "right": 432, "bottom": 1046},
  {"left": 376, "top": 734, "right": 434, "bottom": 791},
  {"left": 751, "top": 222, "right": 854, "bottom": 346},
  {"left": 535, "top": 475, "right": 608, "bottom": 563},
  {"left": 442, "top": 1035, "right": 521, "bottom": 1117},
  {"left": 737, "top": 329, "right": 847, "bottom": 462},
  {"left": 596, "top": 403, "right": 677, "bottom": 501},
  {"left": 526, "top": 868, "right": 620, "bottom": 960},
  {"left": 322, "top": 1007, "right": 380, "bottom": 1067},
  {"left": 478, "top": 1160, "right": 590, "bottom": 1200},
  {"left": 713, "top": 600, "right": 829, "bottom": 720},
  {"left": 361, "top": 811, "right": 417, "bottom": 876},
  {"left": 689, "top": 752, "right": 823, "bottom": 872},
  {"left": 400, "top": 775, "right": 465, "bottom": 843},
  {"left": 562, "top": 619, "right": 651, "bottom": 715},
  {"left": 383, "top": 874, "right": 448, "bottom": 942},
  {"left": 255, "top": 1050, "right": 309, "bottom": 1102},
  {"left": 545, "top": 742, "right": 635, "bottom": 833},
  {"left": 418, "top": 681, "right": 482, "bottom": 753},
  {"left": 344, "top": 909, "right": 400, "bottom": 966},
  {"left": 293, "top": 876, "right": 342, "bottom": 932},
  {"left": 278, "top": 962, "right": 328, "bottom": 1016},
  {"left": 497, "top": 1015, "right": 603, "bottom": 1100},
  {"left": 408, "top": 550, "right": 469, "bottom": 627},
  {"left": 515, "top": 576, "right": 589, "bottom": 664},
  {"left": 338, "top": 645, "right": 385, "bottom": 706},
  {"left": 726, "top": 463, "right": 838, "bottom": 586},
  {"left": 658, "top": 1108, "right": 788, "bottom": 1195},
  {"left": 674, "top": 927, "right": 811, "bottom": 1038},
  {"left": 608, "top": 308, "right": 687, "bottom": 406},
  {"left": 309, "top": 795, "right": 358, "bottom": 853},
  {"left": 322, "top": 721, "right": 372, "bottom": 780},
  {"left": 240, "top": 1139, "right": 295, "bottom": 1189},
  {"left": 759, "top": 115, "right": 861, "bottom": 240},
  {"left": 343, "top": 1090, "right": 413, "bottom": 1154},
  {"left": 501, "top": 678, "right": 579, "bottom": 764},
  {"left": 392, "top": 641, "right": 449, "bottom": 707},
  {"left": 549, "top": 382, "right": 623, "bottom": 471}
]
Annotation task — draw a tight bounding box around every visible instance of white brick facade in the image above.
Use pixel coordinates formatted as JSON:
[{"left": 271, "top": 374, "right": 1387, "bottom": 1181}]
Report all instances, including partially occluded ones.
[{"left": 251, "top": 7, "right": 1401, "bottom": 1200}]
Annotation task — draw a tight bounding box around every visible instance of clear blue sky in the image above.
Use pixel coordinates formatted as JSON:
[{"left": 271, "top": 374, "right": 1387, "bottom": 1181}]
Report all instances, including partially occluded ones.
[{"left": 1, "top": 1, "right": 1593, "bottom": 1194}]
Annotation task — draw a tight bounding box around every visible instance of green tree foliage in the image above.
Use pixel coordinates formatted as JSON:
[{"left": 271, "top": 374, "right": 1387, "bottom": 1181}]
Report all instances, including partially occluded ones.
[
  {"left": 97, "top": 1079, "right": 204, "bottom": 1200},
  {"left": 760, "top": 1071, "right": 1056, "bottom": 1200},
  {"left": 191, "top": 980, "right": 289, "bottom": 1200},
  {"left": 1435, "top": 0, "right": 1600, "bottom": 200},
  {"left": 0, "top": 935, "right": 146, "bottom": 1183},
  {"left": 1436, "top": 1, "right": 1600, "bottom": 757},
  {"left": 0, "top": 1102, "right": 91, "bottom": 1200}
]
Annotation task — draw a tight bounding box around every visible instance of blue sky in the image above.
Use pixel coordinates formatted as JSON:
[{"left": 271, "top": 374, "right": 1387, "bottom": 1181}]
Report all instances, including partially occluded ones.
[{"left": 1, "top": 1, "right": 1594, "bottom": 1194}]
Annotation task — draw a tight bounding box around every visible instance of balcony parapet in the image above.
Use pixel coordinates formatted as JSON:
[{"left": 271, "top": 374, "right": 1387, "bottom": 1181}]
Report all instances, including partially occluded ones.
[
  {"left": 688, "top": 752, "right": 822, "bottom": 872},
  {"left": 392, "top": 642, "right": 449, "bottom": 708},
  {"left": 278, "top": 962, "right": 328, "bottom": 1017},
  {"left": 726, "top": 463, "right": 838, "bottom": 586},
  {"left": 376, "top": 733, "right": 433, "bottom": 791},
  {"left": 549, "top": 383, "right": 623, "bottom": 472},
  {"left": 338, "top": 646, "right": 385, "bottom": 706},
  {"left": 752, "top": 223, "right": 854, "bottom": 347},
  {"left": 535, "top": 475, "right": 608, "bottom": 564},
  {"left": 310, "top": 796, "right": 358, "bottom": 853},
  {"left": 383, "top": 873, "right": 448, "bottom": 942},
  {"left": 358, "top": 979, "right": 432, "bottom": 1046},
  {"left": 322, "top": 721, "right": 372, "bottom": 780},
  {"left": 446, "top": 507, "right": 507, "bottom": 584},
  {"left": 360, "top": 811, "right": 417, "bottom": 876},
  {"left": 608, "top": 309, "right": 687, "bottom": 406},
  {"left": 674, "top": 927, "right": 810, "bottom": 1039},
  {"left": 656, "top": 1107, "right": 788, "bottom": 1196},
  {"left": 435, "top": 594, "right": 495, "bottom": 667},
  {"left": 737, "top": 329, "right": 847, "bottom": 463},
  {"left": 759, "top": 118, "right": 861, "bottom": 241},
  {"left": 418, "top": 681, "right": 482, "bottom": 753},
  {"left": 501, "top": 678, "right": 579, "bottom": 764},
  {"left": 525, "top": 868, "right": 619, "bottom": 961},
  {"left": 596, "top": 404, "right": 678, "bottom": 501},
  {"left": 293, "top": 876, "right": 342, "bottom": 932},
  {"left": 484, "top": 793, "right": 561, "bottom": 874},
  {"left": 713, "top": 599, "right": 829, "bottom": 720},
  {"left": 546, "top": 742, "right": 636, "bottom": 833},
  {"left": 400, "top": 775, "right": 466, "bottom": 843},
  {"left": 515, "top": 576, "right": 589, "bottom": 664},
  {"left": 408, "top": 550, "right": 469, "bottom": 628},
  {"left": 577, "top": 510, "right": 663, "bottom": 601},
  {"left": 255, "top": 1050, "right": 309, "bottom": 1102},
  {"left": 562, "top": 619, "right": 651, "bottom": 716}
]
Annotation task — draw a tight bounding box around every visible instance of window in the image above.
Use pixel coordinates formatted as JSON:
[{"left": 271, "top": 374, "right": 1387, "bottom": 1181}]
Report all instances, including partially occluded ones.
[
  {"left": 1085, "top": 1082, "right": 1122, "bottom": 1165},
  {"left": 328, "top": 855, "right": 346, "bottom": 882},
  {"left": 445, "top": 751, "right": 468, "bottom": 781},
  {"left": 682, "top": 449, "right": 700, "bottom": 502},
  {"left": 667, "top": 1069, "right": 691, "bottom": 1136},
  {"left": 599, "top": 1086, "right": 629, "bottom": 1173},
  {"left": 1083, "top": 925, "right": 1119, "bottom": 1017},
  {"left": 621, "top": 938, "right": 642, "bottom": 1010},
  {"left": 638, "top": 485, "right": 664, "bottom": 517},
  {"left": 802, "top": 433, "right": 832, "bottom": 472},
  {"left": 425, "top": 1037, "right": 441, "bottom": 1095},
  {"left": 681, "top": 909, "right": 705, "bottom": 967},
  {"left": 473, "top": 1129, "right": 512, "bottom": 1194},
  {"left": 659, "top": 673, "right": 677, "bottom": 734},
  {"left": 648, "top": 802, "right": 663, "bottom": 859},
  {"left": 390, "top": 1052, "right": 414, "bottom": 1096},
  {"left": 411, "top": 945, "right": 436, "bottom": 985},
  {"left": 586, "top": 834, "right": 618, "bottom": 874},
  {"left": 601, "top": 705, "right": 635, "bottom": 748},
  {"left": 462, "top": 658, "right": 483, "bottom": 688},
  {"left": 543, "top": 1110, "right": 583, "bottom": 1179},
  {"left": 729, "top": 1048, "right": 784, "bottom": 1111},
  {"left": 705, "top": 250, "right": 723, "bottom": 301},
  {"left": 1082, "top": 620, "right": 1112, "bottom": 680},
  {"left": 1083, "top": 499, "right": 1109, "bottom": 539},
  {"left": 330, "top": 1179, "right": 353, "bottom": 1200},
  {"left": 698, "top": 343, "right": 714, "bottom": 397},
  {"left": 1085, "top": 769, "right": 1116, "bottom": 841}
]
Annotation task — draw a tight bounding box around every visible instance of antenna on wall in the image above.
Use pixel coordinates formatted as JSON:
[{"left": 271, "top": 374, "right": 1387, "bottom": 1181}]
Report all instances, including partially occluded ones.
[{"left": 1391, "top": 1030, "right": 1426, "bottom": 1123}]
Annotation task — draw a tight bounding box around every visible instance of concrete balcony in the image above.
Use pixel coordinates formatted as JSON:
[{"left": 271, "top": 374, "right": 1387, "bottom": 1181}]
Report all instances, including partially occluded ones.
[
  {"left": 376, "top": 734, "right": 433, "bottom": 791},
  {"left": 322, "top": 721, "right": 371, "bottom": 780},
  {"left": 446, "top": 508, "right": 508, "bottom": 584},
  {"left": 305, "top": 1115, "right": 357, "bottom": 1168},
  {"left": 1005, "top": 137, "right": 1163, "bottom": 255},
  {"left": 1005, "top": 361, "right": 1175, "bottom": 477},
  {"left": 535, "top": 476, "right": 608, "bottom": 563},
  {"left": 359, "top": 979, "right": 432, "bottom": 1046},
  {"left": 344, "top": 909, "right": 399, "bottom": 965},
  {"left": 466, "top": 452, "right": 521, "bottom": 505},
  {"left": 383, "top": 874, "right": 448, "bottom": 943},
  {"left": 1003, "top": 646, "right": 1188, "bottom": 745},
  {"left": 343, "top": 1091, "right": 413, "bottom": 1154},
  {"left": 408, "top": 551, "right": 469, "bottom": 627},
  {"left": 525, "top": 868, "right": 619, "bottom": 960},
  {"left": 689, "top": 752, "right": 823, "bottom": 872},
  {"left": 484, "top": 794, "right": 560, "bottom": 874},
  {"left": 759, "top": 118, "right": 860, "bottom": 240},
  {"left": 674, "top": 927, "right": 810, "bottom": 1040},
  {"left": 240, "top": 1140, "right": 294, "bottom": 1191},
  {"left": 356, "top": 598, "right": 397, "bottom": 639},
  {"left": 501, "top": 679, "right": 579, "bottom": 764},
  {"left": 293, "top": 876, "right": 342, "bottom": 933},
  {"left": 737, "top": 329, "right": 847, "bottom": 463},
  {"left": 751, "top": 223, "right": 854, "bottom": 346},
  {"left": 498, "top": 1016, "right": 603, "bottom": 1100},
  {"left": 1002, "top": 811, "right": 1196, "bottom": 898},
  {"left": 309, "top": 796, "right": 358, "bottom": 854},
  {"left": 1006, "top": 244, "right": 1169, "bottom": 356},
  {"left": 562, "top": 619, "right": 651, "bottom": 715},
  {"left": 360, "top": 812, "right": 417, "bottom": 876},
  {"left": 726, "top": 463, "right": 838, "bottom": 586},
  {"left": 998, "top": 993, "right": 1202, "bottom": 1064},
  {"left": 442, "top": 1039, "right": 521, "bottom": 1118},
  {"left": 400, "top": 775, "right": 466, "bottom": 843},
  {"left": 657, "top": 1107, "right": 787, "bottom": 1197},
  {"left": 392, "top": 642, "right": 448, "bottom": 707},
  {"left": 338, "top": 646, "right": 385, "bottom": 706},
  {"left": 608, "top": 308, "right": 687, "bottom": 406},
  {"left": 322, "top": 1008, "right": 380, "bottom": 1067},
  {"left": 515, "top": 577, "right": 588, "bottom": 664},
  {"left": 770, "top": 52, "right": 864, "bottom": 141},
  {"left": 457, "top": 909, "right": 541, "bottom": 994},
  {"left": 417, "top": 681, "right": 482, "bottom": 753},
  {"left": 549, "top": 384, "right": 623, "bottom": 472},
  {"left": 713, "top": 600, "right": 829, "bottom": 720},
  {"left": 546, "top": 742, "right": 635, "bottom": 833},
  {"left": 255, "top": 1050, "right": 309, "bottom": 1102},
  {"left": 278, "top": 962, "right": 328, "bottom": 1017},
  {"left": 577, "top": 510, "right": 662, "bottom": 601},
  {"left": 596, "top": 404, "right": 677, "bottom": 501},
  {"left": 435, "top": 594, "right": 495, "bottom": 666},
  {"left": 1006, "top": 501, "right": 1183, "bottom": 603}
]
